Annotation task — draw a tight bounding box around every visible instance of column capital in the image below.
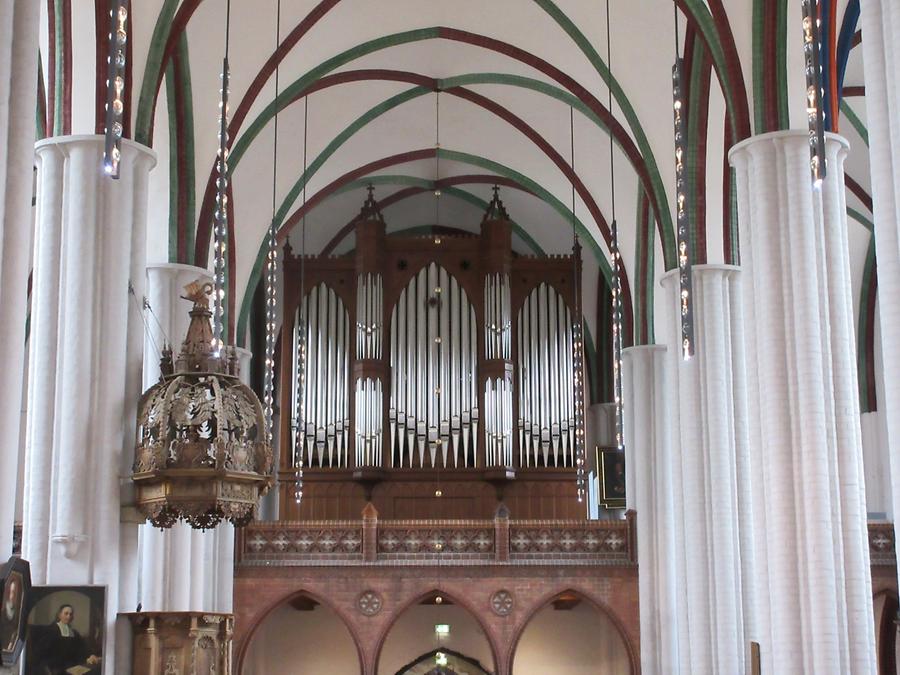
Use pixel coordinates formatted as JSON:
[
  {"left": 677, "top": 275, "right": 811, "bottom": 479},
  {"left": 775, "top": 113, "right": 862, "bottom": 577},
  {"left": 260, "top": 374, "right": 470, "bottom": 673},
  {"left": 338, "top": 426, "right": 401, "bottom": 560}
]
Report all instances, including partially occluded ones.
[
  {"left": 728, "top": 129, "right": 849, "bottom": 162},
  {"left": 35, "top": 133, "right": 157, "bottom": 167},
  {"left": 660, "top": 264, "right": 742, "bottom": 291}
]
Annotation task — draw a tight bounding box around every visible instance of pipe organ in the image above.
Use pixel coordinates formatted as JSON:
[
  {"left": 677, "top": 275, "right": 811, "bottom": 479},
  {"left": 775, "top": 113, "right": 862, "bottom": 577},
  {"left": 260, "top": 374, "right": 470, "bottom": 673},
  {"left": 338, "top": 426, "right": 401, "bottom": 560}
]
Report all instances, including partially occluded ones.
[
  {"left": 277, "top": 186, "right": 586, "bottom": 518},
  {"left": 517, "top": 282, "right": 575, "bottom": 468},
  {"left": 390, "top": 262, "right": 478, "bottom": 468},
  {"left": 292, "top": 282, "right": 351, "bottom": 468}
]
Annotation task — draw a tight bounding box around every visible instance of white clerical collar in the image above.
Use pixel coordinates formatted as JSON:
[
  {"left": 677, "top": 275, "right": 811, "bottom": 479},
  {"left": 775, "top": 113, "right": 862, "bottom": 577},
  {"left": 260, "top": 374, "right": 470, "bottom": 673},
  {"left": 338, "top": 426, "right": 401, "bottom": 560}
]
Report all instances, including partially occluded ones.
[{"left": 57, "top": 622, "right": 71, "bottom": 637}]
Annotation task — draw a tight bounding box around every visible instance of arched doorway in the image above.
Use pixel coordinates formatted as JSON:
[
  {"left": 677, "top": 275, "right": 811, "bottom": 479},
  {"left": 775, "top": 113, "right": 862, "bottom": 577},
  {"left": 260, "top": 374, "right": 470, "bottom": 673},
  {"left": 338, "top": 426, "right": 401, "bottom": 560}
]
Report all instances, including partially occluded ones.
[
  {"left": 396, "top": 648, "right": 492, "bottom": 675},
  {"left": 241, "top": 592, "right": 362, "bottom": 674},
  {"left": 512, "top": 590, "right": 633, "bottom": 675},
  {"left": 378, "top": 592, "right": 496, "bottom": 675}
]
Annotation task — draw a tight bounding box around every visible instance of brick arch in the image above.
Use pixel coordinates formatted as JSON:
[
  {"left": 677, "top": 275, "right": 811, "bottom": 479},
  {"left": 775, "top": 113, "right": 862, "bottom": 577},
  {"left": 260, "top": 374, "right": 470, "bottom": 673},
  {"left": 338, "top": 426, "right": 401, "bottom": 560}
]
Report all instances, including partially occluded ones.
[
  {"left": 234, "top": 586, "right": 366, "bottom": 674},
  {"left": 507, "top": 586, "right": 639, "bottom": 675},
  {"left": 372, "top": 587, "right": 501, "bottom": 675}
]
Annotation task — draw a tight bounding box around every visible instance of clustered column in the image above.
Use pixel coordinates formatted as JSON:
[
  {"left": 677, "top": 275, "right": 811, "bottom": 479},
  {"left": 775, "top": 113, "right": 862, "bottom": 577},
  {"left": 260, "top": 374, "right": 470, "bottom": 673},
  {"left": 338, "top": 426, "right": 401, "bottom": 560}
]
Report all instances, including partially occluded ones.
[
  {"left": 660, "top": 265, "right": 754, "bottom": 674},
  {"left": 622, "top": 344, "right": 675, "bottom": 673},
  {"left": 730, "top": 130, "right": 875, "bottom": 675},
  {"left": 859, "top": 0, "right": 900, "bottom": 576},
  {"left": 0, "top": 0, "right": 39, "bottom": 558},
  {"left": 23, "top": 136, "right": 156, "bottom": 664}
]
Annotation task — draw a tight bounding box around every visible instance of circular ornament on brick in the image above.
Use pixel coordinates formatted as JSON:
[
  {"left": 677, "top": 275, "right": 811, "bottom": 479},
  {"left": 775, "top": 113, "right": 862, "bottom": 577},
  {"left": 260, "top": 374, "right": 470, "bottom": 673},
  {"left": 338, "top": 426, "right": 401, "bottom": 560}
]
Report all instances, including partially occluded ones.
[
  {"left": 357, "top": 590, "right": 383, "bottom": 616},
  {"left": 490, "top": 590, "right": 514, "bottom": 616}
]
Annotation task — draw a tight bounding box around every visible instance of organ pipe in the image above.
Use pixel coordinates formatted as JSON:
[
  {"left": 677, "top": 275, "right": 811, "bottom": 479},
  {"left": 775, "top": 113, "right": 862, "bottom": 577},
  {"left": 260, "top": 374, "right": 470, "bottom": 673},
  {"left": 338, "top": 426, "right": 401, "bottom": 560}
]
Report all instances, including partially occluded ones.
[
  {"left": 517, "top": 283, "right": 575, "bottom": 468},
  {"left": 293, "top": 283, "right": 350, "bottom": 467},
  {"left": 390, "top": 263, "right": 478, "bottom": 468}
]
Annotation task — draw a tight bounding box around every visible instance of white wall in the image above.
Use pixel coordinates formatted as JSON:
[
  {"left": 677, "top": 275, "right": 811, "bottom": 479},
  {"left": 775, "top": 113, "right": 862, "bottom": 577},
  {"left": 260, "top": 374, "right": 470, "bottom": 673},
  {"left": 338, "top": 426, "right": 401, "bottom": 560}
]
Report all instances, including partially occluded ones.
[
  {"left": 242, "top": 602, "right": 361, "bottom": 675},
  {"left": 513, "top": 601, "right": 631, "bottom": 675}
]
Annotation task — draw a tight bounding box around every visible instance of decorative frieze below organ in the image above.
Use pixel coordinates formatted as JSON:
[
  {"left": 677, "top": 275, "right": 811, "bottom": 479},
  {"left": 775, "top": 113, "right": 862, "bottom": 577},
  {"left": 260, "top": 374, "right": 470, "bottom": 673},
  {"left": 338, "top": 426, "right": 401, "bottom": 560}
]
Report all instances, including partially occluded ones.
[{"left": 277, "top": 186, "right": 584, "bottom": 518}]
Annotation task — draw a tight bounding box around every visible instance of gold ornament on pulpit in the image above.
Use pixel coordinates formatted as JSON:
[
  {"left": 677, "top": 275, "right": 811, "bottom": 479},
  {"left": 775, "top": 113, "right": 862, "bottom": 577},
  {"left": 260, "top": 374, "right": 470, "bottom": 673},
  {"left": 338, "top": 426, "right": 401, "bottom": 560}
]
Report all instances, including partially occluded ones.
[{"left": 131, "top": 281, "right": 274, "bottom": 529}]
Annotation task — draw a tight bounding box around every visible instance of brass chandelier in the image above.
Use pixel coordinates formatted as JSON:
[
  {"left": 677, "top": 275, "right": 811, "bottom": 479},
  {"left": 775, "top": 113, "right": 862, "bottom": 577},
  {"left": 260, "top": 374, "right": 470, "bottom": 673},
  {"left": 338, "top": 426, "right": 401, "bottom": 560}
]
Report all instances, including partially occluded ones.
[{"left": 132, "top": 281, "right": 274, "bottom": 529}]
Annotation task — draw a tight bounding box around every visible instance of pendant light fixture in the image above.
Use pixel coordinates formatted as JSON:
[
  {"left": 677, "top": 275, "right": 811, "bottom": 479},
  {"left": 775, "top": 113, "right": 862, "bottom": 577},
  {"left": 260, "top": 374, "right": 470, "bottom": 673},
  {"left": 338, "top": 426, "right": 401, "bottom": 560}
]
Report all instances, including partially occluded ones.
[
  {"left": 802, "top": 0, "right": 827, "bottom": 185},
  {"left": 130, "top": 0, "right": 273, "bottom": 528},
  {"left": 294, "top": 95, "right": 310, "bottom": 504},
  {"left": 212, "top": 0, "right": 232, "bottom": 357},
  {"left": 263, "top": 0, "right": 282, "bottom": 476},
  {"left": 569, "top": 107, "right": 587, "bottom": 503},
  {"left": 102, "top": 0, "right": 129, "bottom": 177},
  {"left": 672, "top": 3, "right": 695, "bottom": 360},
  {"left": 606, "top": 0, "right": 625, "bottom": 454}
]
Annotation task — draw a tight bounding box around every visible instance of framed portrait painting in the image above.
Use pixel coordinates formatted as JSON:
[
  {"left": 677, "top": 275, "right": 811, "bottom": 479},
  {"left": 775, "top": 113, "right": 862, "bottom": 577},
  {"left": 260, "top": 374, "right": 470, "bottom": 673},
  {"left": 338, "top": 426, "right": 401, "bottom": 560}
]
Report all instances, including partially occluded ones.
[
  {"left": 24, "top": 585, "right": 105, "bottom": 675},
  {"left": 1, "top": 556, "right": 31, "bottom": 667},
  {"left": 596, "top": 446, "right": 626, "bottom": 508}
]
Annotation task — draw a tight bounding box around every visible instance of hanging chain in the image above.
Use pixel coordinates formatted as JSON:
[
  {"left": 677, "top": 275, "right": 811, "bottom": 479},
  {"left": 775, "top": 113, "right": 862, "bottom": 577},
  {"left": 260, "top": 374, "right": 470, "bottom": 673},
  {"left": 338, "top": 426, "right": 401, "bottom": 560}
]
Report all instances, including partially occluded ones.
[
  {"left": 607, "top": 0, "right": 625, "bottom": 454},
  {"left": 263, "top": 0, "right": 281, "bottom": 467},
  {"left": 212, "top": 0, "right": 232, "bottom": 356},
  {"left": 569, "top": 107, "right": 587, "bottom": 503},
  {"left": 294, "top": 96, "right": 309, "bottom": 504}
]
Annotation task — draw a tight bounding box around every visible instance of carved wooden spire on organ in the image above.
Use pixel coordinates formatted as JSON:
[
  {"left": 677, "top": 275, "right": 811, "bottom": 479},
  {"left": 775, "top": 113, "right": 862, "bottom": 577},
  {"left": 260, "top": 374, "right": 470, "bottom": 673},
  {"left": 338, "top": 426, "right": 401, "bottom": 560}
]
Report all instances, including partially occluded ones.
[{"left": 480, "top": 186, "right": 514, "bottom": 470}]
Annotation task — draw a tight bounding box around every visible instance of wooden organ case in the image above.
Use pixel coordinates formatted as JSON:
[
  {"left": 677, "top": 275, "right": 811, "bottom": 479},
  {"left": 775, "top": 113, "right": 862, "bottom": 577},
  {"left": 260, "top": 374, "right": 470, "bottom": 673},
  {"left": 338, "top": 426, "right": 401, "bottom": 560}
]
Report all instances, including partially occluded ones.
[{"left": 278, "top": 188, "right": 586, "bottom": 520}]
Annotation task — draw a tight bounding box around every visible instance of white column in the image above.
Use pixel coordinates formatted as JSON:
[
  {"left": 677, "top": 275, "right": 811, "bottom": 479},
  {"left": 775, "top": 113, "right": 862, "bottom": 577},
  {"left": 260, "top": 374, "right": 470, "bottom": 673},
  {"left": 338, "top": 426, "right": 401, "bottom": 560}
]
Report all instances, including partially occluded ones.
[
  {"left": 623, "top": 345, "right": 676, "bottom": 675},
  {"left": 730, "top": 131, "right": 875, "bottom": 675},
  {"left": 22, "top": 135, "right": 156, "bottom": 663},
  {"left": 660, "top": 265, "right": 753, "bottom": 674},
  {"left": 859, "top": 0, "right": 900, "bottom": 571},
  {"left": 136, "top": 263, "right": 234, "bottom": 614},
  {"left": 0, "top": 0, "right": 39, "bottom": 557}
]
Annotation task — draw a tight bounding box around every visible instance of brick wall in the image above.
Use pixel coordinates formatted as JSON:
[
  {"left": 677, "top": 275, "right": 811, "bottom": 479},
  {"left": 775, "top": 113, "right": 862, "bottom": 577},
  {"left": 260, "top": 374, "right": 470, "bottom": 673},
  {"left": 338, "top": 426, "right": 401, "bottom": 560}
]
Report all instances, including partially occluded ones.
[{"left": 233, "top": 564, "right": 640, "bottom": 675}]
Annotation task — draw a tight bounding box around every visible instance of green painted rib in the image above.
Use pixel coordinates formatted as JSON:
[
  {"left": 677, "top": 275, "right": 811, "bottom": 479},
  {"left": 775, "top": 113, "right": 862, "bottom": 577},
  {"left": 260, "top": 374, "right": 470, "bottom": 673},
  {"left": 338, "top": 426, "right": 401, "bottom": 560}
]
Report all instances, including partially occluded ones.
[
  {"left": 235, "top": 151, "right": 611, "bottom": 345},
  {"left": 52, "top": 0, "right": 65, "bottom": 136},
  {"left": 36, "top": 50, "right": 46, "bottom": 140},
  {"left": 230, "top": 81, "right": 610, "bottom": 260},
  {"left": 847, "top": 207, "right": 874, "bottom": 231},
  {"left": 751, "top": 0, "right": 767, "bottom": 133},
  {"left": 164, "top": 33, "right": 196, "bottom": 263},
  {"left": 224, "top": 36, "right": 673, "bottom": 267},
  {"left": 686, "top": 38, "right": 707, "bottom": 263},
  {"left": 847, "top": 208, "right": 875, "bottom": 411},
  {"left": 165, "top": 58, "right": 179, "bottom": 262},
  {"left": 138, "top": 8, "right": 674, "bottom": 270},
  {"left": 840, "top": 100, "right": 869, "bottom": 147},
  {"left": 178, "top": 34, "right": 197, "bottom": 263},
  {"left": 681, "top": 0, "right": 741, "bottom": 139},
  {"left": 528, "top": 0, "right": 676, "bottom": 268},
  {"left": 857, "top": 236, "right": 876, "bottom": 411},
  {"left": 134, "top": 0, "right": 181, "bottom": 145},
  {"left": 775, "top": 0, "right": 789, "bottom": 129},
  {"left": 329, "top": 177, "right": 545, "bottom": 255}
]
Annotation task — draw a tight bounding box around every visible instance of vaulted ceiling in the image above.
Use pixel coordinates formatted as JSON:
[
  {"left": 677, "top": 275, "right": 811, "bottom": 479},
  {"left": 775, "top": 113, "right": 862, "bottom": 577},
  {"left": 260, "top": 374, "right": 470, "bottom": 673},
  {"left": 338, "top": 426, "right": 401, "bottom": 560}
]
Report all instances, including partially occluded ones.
[{"left": 37, "top": 0, "right": 876, "bottom": 404}]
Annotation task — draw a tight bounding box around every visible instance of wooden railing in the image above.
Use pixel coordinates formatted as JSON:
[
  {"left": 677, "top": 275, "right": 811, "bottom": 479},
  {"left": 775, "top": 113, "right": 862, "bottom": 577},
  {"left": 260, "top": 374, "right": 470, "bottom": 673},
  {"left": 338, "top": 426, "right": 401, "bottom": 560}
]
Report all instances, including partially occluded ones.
[{"left": 235, "top": 510, "right": 637, "bottom": 567}]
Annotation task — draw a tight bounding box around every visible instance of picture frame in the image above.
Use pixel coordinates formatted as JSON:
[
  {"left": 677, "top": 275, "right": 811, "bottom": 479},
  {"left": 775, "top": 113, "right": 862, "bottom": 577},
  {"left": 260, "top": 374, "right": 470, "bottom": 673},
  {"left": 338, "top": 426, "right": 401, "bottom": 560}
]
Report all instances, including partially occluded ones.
[
  {"left": 24, "top": 585, "right": 106, "bottom": 675},
  {"left": 0, "top": 555, "right": 31, "bottom": 667},
  {"left": 596, "top": 446, "right": 626, "bottom": 508}
]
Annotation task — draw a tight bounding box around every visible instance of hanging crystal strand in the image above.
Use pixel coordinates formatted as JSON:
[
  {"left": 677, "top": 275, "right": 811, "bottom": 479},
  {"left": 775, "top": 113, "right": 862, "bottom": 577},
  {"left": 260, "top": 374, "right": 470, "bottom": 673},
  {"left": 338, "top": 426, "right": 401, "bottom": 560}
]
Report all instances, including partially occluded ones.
[
  {"left": 263, "top": 0, "right": 282, "bottom": 467},
  {"left": 212, "top": 0, "right": 232, "bottom": 357},
  {"left": 607, "top": 0, "right": 625, "bottom": 454},
  {"left": 568, "top": 107, "right": 587, "bottom": 503},
  {"left": 672, "top": 3, "right": 695, "bottom": 360},
  {"left": 102, "top": 0, "right": 128, "bottom": 177},
  {"left": 293, "top": 96, "right": 310, "bottom": 504}
]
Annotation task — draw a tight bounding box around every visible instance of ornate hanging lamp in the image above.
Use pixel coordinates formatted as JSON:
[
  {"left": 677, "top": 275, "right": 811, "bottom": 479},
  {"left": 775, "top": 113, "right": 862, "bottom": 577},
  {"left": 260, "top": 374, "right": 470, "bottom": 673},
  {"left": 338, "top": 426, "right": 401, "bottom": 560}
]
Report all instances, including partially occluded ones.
[
  {"left": 131, "top": 0, "right": 272, "bottom": 528},
  {"left": 132, "top": 282, "right": 274, "bottom": 529}
]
